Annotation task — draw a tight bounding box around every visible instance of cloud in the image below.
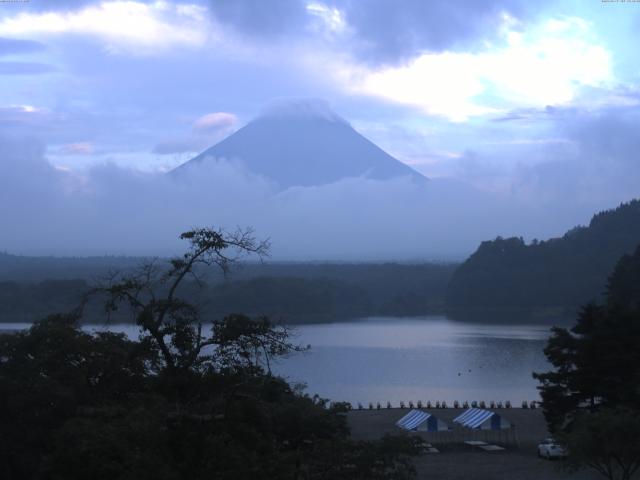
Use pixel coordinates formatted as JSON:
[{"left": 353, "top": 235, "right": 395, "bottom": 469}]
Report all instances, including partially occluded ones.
[
  {"left": 260, "top": 98, "right": 347, "bottom": 123},
  {"left": 0, "top": 37, "right": 45, "bottom": 55},
  {"left": 335, "top": 0, "right": 544, "bottom": 64},
  {"left": 1, "top": 132, "right": 626, "bottom": 260},
  {"left": 0, "top": 2, "right": 636, "bottom": 258},
  {"left": 208, "top": 0, "right": 309, "bottom": 39},
  {"left": 338, "top": 16, "right": 612, "bottom": 121},
  {"left": 306, "top": 2, "right": 347, "bottom": 37},
  {"left": 153, "top": 111, "right": 238, "bottom": 155},
  {"left": 0, "top": 136, "right": 69, "bottom": 218},
  {"left": 152, "top": 139, "right": 198, "bottom": 156},
  {"left": 0, "top": 60, "right": 55, "bottom": 74},
  {"left": 347, "top": 53, "right": 496, "bottom": 121},
  {"left": 204, "top": 0, "right": 547, "bottom": 65},
  {"left": 0, "top": 1, "right": 209, "bottom": 54},
  {"left": 192, "top": 112, "right": 237, "bottom": 133},
  {"left": 442, "top": 102, "right": 640, "bottom": 210},
  {"left": 58, "top": 142, "right": 94, "bottom": 155},
  {"left": 0, "top": 104, "right": 57, "bottom": 127},
  {"left": 0, "top": 36, "right": 52, "bottom": 75},
  {"left": 16, "top": 0, "right": 100, "bottom": 12}
]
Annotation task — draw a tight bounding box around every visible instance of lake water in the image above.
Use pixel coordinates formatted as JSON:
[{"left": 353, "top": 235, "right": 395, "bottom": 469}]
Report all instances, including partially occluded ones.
[
  {"left": 273, "top": 316, "right": 553, "bottom": 405},
  {"left": 2, "top": 316, "right": 554, "bottom": 405}
]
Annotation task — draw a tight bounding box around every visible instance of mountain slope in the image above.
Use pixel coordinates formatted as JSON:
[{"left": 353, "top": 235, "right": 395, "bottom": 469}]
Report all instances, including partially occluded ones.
[
  {"left": 173, "top": 103, "right": 425, "bottom": 188},
  {"left": 446, "top": 199, "right": 640, "bottom": 310}
]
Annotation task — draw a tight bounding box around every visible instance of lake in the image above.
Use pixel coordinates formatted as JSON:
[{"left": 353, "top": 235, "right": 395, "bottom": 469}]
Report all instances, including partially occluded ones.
[
  {"left": 273, "top": 316, "right": 553, "bottom": 405},
  {"left": 1, "top": 316, "right": 555, "bottom": 405}
]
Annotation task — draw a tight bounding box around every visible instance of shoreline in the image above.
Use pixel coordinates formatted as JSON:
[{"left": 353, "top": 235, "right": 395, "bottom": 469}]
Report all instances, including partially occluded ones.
[
  {"left": 0, "top": 308, "right": 576, "bottom": 326},
  {"left": 347, "top": 408, "right": 548, "bottom": 446}
]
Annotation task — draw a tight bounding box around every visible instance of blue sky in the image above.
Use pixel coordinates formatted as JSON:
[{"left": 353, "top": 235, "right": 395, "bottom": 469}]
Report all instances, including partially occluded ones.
[{"left": 1, "top": 0, "right": 640, "bottom": 258}]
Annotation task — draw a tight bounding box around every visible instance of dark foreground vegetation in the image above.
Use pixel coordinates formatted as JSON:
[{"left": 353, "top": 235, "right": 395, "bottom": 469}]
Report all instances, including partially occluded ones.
[
  {"left": 0, "top": 228, "right": 421, "bottom": 480},
  {"left": 534, "top": 245, "right": 640, "bottom": 480},
  {"left": 448, "top": 199, "right": 640, "bottom": 312}
]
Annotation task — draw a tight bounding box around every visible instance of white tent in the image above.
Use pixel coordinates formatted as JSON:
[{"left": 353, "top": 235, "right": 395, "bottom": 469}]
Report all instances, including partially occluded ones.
[
  {"left": 453, "top": 408, "right": 511, "bottom": 430},
  {"left": 396, "top": 410, "right": 449, "bottom": 432}
]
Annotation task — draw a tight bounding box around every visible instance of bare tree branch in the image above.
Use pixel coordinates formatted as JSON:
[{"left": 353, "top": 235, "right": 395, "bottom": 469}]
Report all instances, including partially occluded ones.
[{"left": 88, "top": 227, "right": 283, "bottom": 374}]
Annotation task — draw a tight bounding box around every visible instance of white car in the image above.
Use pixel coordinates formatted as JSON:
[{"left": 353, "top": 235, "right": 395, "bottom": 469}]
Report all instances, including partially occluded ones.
[{"left": 537, "top": 438, "right": 567, "bottom": 459}]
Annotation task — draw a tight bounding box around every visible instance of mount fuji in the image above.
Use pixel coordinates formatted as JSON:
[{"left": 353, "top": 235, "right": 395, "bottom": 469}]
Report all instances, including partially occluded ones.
[{"left": 173, "top": 101, "right": 426, "bottom": 189}]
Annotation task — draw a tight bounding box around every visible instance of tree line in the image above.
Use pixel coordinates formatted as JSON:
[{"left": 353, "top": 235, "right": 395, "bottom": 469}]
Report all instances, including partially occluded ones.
[
  {"left": 0, "top": 263, "right": 455, "bottom": 323},
  {"left": 447, "top": 199, "right": 640, "bottom": 311},
  {"left": 535, "top": 244, "right": 640, "bottom": 480}
]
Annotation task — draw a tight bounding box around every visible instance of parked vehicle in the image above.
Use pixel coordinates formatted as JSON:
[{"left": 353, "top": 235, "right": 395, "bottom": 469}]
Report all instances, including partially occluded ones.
[{"left": 537, "top": 438, "right": 567, "bottom": 459}]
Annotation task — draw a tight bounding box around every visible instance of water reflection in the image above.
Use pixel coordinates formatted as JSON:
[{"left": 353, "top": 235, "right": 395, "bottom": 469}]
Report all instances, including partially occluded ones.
[{"left": 274, "top": 317, "right": 552, "bottom": 404}]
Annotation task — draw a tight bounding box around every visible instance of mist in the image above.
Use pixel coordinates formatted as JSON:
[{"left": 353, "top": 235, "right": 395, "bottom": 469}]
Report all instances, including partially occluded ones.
[{"left": 0, "top": 132, "right": 615, "bottom": 260}]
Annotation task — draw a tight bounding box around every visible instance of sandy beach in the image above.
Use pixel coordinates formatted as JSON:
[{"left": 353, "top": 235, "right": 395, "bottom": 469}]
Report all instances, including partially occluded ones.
[{"left": 347, "top": 408, "right": 609, "bottom": 480}]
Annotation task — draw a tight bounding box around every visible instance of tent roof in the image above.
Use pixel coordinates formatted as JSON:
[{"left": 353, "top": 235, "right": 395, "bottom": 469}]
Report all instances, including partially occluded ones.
[
  {"left": 453, "top": 408, "right": 501, "bottom": 429},
  {"left": 396, "top": 410, "right": 432, "bottom": 430}
]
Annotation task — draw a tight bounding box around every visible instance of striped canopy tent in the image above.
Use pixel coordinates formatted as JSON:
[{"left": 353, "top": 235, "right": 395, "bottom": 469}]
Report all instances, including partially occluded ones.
[
  {"left": 453, "top": 408, "right": 511, "bottom": 430},
  {"left": 396, "top": 410, "right": 449, "bottom": 432}
]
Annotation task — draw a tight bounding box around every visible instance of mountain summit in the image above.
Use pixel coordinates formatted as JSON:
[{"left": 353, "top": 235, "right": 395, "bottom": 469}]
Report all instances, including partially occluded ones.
[{"left": 173, "top": 100, "right": 426, "bottom": 188}]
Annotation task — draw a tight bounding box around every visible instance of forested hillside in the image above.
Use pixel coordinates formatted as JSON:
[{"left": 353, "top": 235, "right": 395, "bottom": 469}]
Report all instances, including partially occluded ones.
[
  {"left": 0, "top": 253, "right": 144, "bottom": 282},
  {"left": 0, "top": 260, "right": 456, "bottom": 323},
  {"left": 446, "top": 199, "right": 640, "bottom": 310}
]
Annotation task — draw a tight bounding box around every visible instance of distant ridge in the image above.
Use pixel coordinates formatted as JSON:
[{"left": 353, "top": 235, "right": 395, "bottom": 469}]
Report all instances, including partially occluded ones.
[
  {"left": 172, "top": 100, "right": 426, "bottom": 188},
  {"left": 0, "top": 252, "right": 145, "bottom": 282},
  {"left": 446, "top": 199, "right": 640, "bottom": 311}
]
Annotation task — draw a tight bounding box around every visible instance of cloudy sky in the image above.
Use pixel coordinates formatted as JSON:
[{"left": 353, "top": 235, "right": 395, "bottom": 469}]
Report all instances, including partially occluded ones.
[{"left": 1, "top": 0, "right": 640, "bottom": 258}]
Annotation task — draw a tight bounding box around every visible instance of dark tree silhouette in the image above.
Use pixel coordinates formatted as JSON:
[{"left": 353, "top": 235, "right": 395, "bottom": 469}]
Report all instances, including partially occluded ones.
[
  {"left": 534, "top": 245, "right": 640, "bottom": 480},
  {"left": 0, "top": 228, "right": 422, "bottom": 479},
  {"left": 562, "top": 409, "right": 640, "bottom": 480},
  {"left": 97, "top": 227, "right": 272, "bottom": 372}
]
